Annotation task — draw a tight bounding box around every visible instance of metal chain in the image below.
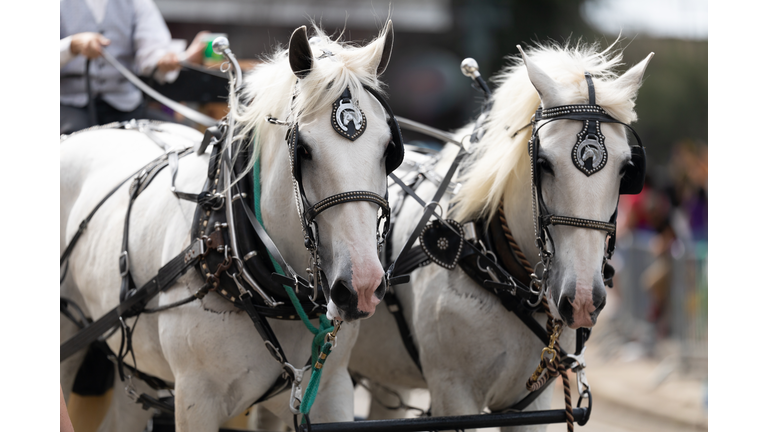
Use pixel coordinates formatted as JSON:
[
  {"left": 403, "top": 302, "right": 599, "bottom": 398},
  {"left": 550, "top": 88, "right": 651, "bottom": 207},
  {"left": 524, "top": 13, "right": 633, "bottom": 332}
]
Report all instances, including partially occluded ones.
[{"left": 522, "top": 296, "right": 574, "bottom": 432}]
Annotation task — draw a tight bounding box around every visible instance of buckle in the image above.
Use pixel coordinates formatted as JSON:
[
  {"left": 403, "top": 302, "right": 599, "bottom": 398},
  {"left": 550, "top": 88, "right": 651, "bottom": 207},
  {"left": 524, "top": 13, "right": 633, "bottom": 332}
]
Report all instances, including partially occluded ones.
[
  {"left": 284, "top": 362, "right": 311, "bottom": 415},
  {"left": 119, "top": 251, "right": 130, "bottom": 277},
  {"left": 124, "top": 374, "right": 139, "bottom": 403},
  {"left": 264, "top": 341, "right": 285, "bottom": 364},
  {"left": 566, "top": 348, "right": 590, "bottom": 399}
]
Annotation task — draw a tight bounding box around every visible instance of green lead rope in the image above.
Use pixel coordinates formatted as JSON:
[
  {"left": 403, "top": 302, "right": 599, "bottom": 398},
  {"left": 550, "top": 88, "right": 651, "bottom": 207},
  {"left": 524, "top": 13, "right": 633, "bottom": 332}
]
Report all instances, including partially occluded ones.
[{"left": 252, "top": 144, "right": 336, "bottom": 417}]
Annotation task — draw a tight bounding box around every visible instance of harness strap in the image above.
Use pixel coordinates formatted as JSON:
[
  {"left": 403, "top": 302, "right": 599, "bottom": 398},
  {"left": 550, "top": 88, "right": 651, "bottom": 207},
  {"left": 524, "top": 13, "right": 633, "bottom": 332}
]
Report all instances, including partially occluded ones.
[
  {"left": 119, "top": 148, "right": 196, "bottom": 303},
  {"left": 388, "top": 151, "right": 467, "bottom": 279},
  {"left": 241, "top": 294, "right": 290, "bottom": 364},
  {"left": 119, "top": 177, "right": 140, "bottom": 303},
  {"left": 585, "top": 72, "right": 596, "bottom": 105},
  {"left": 60, "top": 238, "right": 206, "bottom": 361},
  {"left": 238, "top": 195, "right": 309, "bottom": 289},
  {"left": 383, "top": 291, "right": 422, "bottom": 372},
  {"left": 60, "top": 161, "right": 151, "bottom": 266},
  {"left": 389, "top": 172, "right": 428, "bottom": 208}
]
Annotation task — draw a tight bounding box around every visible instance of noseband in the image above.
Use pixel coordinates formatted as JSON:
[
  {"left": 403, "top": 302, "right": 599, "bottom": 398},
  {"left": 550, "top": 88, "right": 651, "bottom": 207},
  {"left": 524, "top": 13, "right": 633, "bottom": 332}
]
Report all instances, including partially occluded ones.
[{"left": 527, "top": 72, "right": 646, "bottom": 303}]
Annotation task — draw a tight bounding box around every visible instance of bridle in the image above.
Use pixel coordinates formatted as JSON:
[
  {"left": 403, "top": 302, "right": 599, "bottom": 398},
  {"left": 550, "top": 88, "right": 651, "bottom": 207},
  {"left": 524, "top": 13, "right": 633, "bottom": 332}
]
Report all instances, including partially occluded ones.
[
  {"left": 526, "top": 71, "right": 647, "bottom": 306},
  {"left": 267, "top": 83, "right": 405, "bottom": 301}
]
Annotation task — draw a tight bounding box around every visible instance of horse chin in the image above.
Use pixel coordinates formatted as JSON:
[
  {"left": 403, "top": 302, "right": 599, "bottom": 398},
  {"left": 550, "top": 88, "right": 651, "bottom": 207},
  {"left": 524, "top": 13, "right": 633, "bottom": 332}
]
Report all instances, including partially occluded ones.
[
  {"left": 325, "top": 300, "right": 372, "bottom": 322},
  {"left": 326, "top": 301, "right": 343, "bottom": 322}
]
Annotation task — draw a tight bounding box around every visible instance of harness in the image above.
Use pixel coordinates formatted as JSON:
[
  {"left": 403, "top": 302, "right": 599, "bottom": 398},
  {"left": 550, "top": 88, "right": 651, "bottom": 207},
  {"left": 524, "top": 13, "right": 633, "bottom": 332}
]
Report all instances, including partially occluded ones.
[
  {"left": 60, "top": 37, "right": 406, "bottom": 423},
  {"left": 382, "top": 66, "right": 647, "bottom": 422}
]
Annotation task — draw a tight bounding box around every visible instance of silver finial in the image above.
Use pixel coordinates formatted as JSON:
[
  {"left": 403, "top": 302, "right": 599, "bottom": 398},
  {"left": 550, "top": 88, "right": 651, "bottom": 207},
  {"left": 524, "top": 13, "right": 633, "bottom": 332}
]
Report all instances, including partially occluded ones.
[
  {"left": 461, "top": 58, "right": 480, "bottom": 78},
  {"left": 212, "top": 37, "right": 230, "bottom": 55}
]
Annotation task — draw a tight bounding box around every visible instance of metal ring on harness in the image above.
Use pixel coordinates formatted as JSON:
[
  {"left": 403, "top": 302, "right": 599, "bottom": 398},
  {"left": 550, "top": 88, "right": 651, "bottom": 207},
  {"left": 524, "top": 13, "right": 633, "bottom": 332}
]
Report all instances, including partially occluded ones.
[
  {"left": 576, "top": 389, "right": 592, "bottom": 426},
  {"left": 210, "top": 193, "right": 225, "bottom": 211},
  {"left": 425, "top": 201, "right": 443, "bottom": 219},
  {"left": 119, "top": 251, "right": 131, "bottom": 277},
  {"left": 476, "top": 250, "right": 500, "bottom": 283},
  {"left": 526, "top": 260, "right": 548, "bottom": 307}
]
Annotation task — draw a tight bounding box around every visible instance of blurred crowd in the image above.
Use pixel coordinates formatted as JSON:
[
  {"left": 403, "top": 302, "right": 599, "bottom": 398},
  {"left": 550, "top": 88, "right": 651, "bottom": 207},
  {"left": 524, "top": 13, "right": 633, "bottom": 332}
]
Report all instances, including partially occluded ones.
[{"left": 615, "top": 139, "right": 708, "bottom": 342}]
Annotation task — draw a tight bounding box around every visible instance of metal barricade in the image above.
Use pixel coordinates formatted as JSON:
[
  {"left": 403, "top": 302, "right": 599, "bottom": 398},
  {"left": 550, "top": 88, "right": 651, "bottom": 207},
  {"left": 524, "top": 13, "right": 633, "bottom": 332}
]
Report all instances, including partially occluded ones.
[{"left": 613, "top": 231, "right": 708, "bottom": 378}]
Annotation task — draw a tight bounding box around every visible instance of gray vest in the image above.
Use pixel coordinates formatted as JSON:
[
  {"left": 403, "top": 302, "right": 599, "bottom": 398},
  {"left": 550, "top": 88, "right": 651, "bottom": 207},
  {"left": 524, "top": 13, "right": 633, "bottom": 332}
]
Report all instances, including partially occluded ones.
[{"left": 60, "top": 0, "right": 141, "bottom": 111}]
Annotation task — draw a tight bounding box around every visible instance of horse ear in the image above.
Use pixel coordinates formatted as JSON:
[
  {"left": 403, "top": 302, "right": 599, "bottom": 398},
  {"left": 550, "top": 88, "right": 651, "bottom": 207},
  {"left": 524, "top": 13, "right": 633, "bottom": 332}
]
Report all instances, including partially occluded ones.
[
  {"left": 517, "top": 45, "right": 562, "bottom": 108},
  {"left": 610, "top": 52, "right": 654, "bottom": 97},
  {"left": 289, "top": 26, "right": 313, "bottom": 79},
  {"left": 376, "top": 20, "right": 395, "bottom": 76}
]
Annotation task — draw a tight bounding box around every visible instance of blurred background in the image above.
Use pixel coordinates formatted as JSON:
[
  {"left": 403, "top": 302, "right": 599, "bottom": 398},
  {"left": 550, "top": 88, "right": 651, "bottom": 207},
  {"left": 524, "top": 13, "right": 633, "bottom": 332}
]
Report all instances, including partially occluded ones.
[{"left": 76, "top": 0, "right": 709, "bottom": 430}]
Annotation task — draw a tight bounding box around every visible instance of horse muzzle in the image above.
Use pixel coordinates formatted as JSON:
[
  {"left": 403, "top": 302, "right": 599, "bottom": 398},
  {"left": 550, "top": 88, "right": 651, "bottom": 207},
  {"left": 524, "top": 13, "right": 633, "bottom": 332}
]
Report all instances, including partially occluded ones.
[
  {"left": 328, "top": 273, "right": 385, "bottom": 321},
  {"left": 553, "top": 278, "right": 607, "bottom": 329}
]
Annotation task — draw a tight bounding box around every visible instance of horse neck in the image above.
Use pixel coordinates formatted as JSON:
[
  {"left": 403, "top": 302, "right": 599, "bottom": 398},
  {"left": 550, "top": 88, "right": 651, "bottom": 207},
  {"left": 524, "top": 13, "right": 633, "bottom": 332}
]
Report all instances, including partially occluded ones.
[
  {"left": 257, "top": 130, "right": 309, "bottom": 272},
  {"left": 501, "top": 159, "right": 539, "bottom": 267}
]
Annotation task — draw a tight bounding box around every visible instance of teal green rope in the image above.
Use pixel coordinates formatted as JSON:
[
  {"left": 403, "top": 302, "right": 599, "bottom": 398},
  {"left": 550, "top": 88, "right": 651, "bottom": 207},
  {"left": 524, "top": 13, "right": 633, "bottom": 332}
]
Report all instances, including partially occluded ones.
[{"left": 253, "top": 144, "right": 335, "bottom": 416}]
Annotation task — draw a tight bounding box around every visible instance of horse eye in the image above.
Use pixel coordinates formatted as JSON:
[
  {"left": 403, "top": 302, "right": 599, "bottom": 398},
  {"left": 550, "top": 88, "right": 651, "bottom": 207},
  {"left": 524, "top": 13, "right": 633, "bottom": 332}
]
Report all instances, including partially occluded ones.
[
  {"left": 297, "top": 144, "right": 312, "bottom": 161},
  {"left": 620, "top": 160, "right": 634, "bottom": 176},
  {"left": 383, "top": 141, "right": 394, "bottom": 159},
  {"left": 537, "top": 157, "right": 554, "bottom": 175}
]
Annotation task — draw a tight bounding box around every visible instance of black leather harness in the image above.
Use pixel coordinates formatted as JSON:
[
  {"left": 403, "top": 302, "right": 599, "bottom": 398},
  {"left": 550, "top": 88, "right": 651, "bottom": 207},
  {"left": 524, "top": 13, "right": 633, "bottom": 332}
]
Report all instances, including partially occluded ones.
[
  {"left": 380, "top": 71, "right": 646, "bottom": 414},
  {"left": 61, "top": 77, "right": 407, "bottom": 415}
]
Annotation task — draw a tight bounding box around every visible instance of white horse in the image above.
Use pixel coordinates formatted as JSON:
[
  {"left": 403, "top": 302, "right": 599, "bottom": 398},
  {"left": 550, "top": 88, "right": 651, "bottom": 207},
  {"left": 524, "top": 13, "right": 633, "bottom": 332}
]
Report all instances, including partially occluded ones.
[
  {"left": 61, "top": 22, "right": 396, "bottom": 431},
  {"left": 350, "top": 42, "right": 654, "bottom": 429}
]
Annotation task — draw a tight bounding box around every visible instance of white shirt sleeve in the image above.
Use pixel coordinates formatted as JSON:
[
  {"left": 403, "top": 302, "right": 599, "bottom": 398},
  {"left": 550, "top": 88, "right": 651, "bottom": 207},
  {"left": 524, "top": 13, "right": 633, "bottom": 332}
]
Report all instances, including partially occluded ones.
[
  {"left": 132, "top": 0, "right": 180, "bottom": 83},
  {"left": 60, "top": 36, "right": 75, "bottom": 68}
]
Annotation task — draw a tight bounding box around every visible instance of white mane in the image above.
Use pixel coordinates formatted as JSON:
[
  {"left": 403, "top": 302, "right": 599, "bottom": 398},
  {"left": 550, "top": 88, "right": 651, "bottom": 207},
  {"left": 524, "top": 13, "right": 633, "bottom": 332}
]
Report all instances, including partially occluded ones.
[
  {"left": 232, "top": 24, "right": 390, "bottom": 172},
  {"left": 451, "top": 40, "right": 641, "bottom": 224}
]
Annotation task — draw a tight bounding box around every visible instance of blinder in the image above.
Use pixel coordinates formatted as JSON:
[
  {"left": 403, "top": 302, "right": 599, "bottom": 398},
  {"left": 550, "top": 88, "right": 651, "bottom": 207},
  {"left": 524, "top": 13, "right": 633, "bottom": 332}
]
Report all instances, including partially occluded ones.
[
  {"left": 363, "top": 85, "right": 405, "bottom": 175},
  {"left": 619, "top": 145, "right": 646, "bottom": 195}
]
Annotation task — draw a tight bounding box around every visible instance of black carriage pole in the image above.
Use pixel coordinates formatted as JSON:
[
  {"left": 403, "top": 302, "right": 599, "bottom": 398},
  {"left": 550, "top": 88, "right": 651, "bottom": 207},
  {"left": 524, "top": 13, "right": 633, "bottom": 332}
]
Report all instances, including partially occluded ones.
[{"left": 296, "top": 408, "right": 587, "bottom": 432}]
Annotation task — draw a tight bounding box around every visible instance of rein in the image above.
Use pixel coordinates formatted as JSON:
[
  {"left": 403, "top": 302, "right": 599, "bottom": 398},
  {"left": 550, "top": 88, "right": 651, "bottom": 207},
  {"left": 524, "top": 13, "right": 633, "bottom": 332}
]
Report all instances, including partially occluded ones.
[{"left": 99, "top": 50, "right": 219, "bottom": 127}]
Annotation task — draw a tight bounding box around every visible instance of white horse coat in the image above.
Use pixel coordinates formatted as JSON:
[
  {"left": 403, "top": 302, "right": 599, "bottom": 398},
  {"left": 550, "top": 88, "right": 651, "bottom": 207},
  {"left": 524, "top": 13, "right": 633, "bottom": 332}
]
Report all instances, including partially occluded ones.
[
  {"left": 61, "top": 22, "right": 397, "bottom": 431},
  {"left": 351, "top": 42, "right": 653, "bottom": 430}
]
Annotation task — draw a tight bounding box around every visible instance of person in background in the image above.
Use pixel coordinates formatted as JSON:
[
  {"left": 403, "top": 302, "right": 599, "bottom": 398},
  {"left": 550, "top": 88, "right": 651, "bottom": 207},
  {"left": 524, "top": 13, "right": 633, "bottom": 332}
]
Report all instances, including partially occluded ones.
[
  {"left": 60, "top": 0, "right": 208, "bottom": 134},
  {"left": 60, "top": 384, "right": 74, "bottom": 432}
]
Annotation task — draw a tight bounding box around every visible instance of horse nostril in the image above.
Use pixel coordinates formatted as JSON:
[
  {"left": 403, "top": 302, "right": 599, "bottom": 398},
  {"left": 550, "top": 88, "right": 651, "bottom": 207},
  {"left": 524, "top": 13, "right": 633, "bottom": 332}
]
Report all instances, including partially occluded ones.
[
  {"left": 331, "top": 279, "right": 353, "bottom": 307},
  {"left": 558, "top": 296, "right": 574, "bottom": 326},
  {"left": 374, "top": 277, "right": 386, "bottom": 300},
  {"left": 593, "top": 295, "right": 606, "bottom": 314},
  {"left": 592, "top": 288, "right": 607, "bottom": 320}
]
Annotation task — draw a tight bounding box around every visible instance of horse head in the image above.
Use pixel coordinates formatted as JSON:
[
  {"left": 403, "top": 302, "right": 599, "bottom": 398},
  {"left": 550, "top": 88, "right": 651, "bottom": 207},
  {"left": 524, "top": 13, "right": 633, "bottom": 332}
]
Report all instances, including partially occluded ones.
[
  {"left": 250, "top": 22, "right": 397, "bottom": 322},
  {"left": 519, "top": 46, "right": 653, "bottom": 328}
]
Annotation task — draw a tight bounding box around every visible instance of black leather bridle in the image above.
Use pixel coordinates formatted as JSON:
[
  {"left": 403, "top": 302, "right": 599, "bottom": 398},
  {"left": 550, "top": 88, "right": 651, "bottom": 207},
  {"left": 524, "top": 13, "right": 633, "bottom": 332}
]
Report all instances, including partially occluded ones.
[
  {"left": 526, "top": 71, "right": 646, "bottom": 303},
  {"left": 271, "top": 84, "right": 405, "bottom": 299}
]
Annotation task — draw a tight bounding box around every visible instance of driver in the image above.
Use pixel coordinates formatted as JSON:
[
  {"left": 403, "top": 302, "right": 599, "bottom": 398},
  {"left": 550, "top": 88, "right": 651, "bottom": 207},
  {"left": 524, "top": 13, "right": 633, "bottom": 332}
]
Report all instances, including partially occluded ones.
[{"left": 59, "top": 0, "right": 207, "bottom": 134}]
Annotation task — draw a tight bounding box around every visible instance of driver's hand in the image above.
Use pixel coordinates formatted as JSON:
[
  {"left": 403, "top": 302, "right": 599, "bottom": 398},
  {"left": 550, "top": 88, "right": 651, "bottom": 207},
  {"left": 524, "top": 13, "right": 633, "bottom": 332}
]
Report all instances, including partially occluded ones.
[
  {"left": 70, "top": 32, "right": 110, "bottom": 59},
  {"left": 157, "top": 52, "right": 181, "bottom": 73}
]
